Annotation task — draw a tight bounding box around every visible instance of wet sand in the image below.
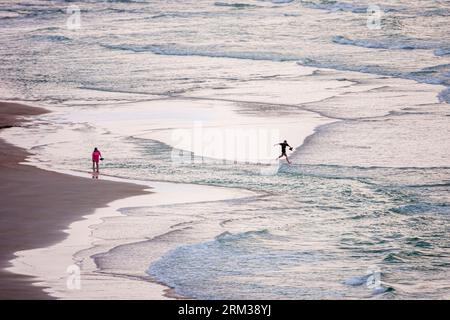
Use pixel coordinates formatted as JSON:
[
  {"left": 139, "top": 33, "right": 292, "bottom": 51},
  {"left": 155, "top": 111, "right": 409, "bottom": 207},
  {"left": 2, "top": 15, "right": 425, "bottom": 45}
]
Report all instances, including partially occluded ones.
[{"left": 0, "top": 101, "right": 149, "bottom": 299}]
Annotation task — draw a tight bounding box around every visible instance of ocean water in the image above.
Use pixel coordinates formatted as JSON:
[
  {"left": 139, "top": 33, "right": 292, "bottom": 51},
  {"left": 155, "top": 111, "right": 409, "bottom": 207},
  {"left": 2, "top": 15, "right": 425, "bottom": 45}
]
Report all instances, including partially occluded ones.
[{"left": 1, "top": 0, "right": 449, "bottom": 299}]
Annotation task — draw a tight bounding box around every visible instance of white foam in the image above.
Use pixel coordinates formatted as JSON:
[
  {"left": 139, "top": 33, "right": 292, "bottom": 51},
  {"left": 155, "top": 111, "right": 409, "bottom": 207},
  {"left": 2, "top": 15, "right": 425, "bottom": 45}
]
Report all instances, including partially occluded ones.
[{"left": 7, "top": 171, "right": 255, "bottom": 299}]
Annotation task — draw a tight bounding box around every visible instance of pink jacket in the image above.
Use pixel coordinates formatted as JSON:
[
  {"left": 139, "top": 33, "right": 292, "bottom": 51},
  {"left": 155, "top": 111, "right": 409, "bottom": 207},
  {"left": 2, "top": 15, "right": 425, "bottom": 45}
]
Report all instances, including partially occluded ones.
[{"left": 92, "top": 150, "right": 101, "bottom": 162}]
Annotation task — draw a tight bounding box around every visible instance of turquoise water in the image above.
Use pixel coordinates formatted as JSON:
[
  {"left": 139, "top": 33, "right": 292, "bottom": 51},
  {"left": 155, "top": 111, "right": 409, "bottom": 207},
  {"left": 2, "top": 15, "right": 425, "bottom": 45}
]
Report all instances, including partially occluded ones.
[{"left": 73, "top": 137, "right": 450, "bottom": 299}]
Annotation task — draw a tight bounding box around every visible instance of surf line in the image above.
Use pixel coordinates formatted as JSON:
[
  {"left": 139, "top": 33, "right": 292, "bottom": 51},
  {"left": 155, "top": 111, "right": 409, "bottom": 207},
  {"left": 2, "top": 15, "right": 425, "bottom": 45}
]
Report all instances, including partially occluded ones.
[{"left": 178, "top": 304, "right": 271, "bottom": 317}]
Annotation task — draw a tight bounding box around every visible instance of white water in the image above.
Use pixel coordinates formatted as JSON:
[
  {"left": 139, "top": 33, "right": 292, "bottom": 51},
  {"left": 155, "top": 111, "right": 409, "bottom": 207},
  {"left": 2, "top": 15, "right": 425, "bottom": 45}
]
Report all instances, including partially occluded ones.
[{"left": 1, "top": 0, "right": 449, "bottom": 299}]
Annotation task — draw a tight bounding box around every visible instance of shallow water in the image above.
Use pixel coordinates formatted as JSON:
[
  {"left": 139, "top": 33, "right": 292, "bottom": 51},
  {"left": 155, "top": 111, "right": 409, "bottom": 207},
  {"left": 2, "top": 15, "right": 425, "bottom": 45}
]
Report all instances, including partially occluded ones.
[{"left": 1, "top": 0, "right": 449, "bottom": 299}]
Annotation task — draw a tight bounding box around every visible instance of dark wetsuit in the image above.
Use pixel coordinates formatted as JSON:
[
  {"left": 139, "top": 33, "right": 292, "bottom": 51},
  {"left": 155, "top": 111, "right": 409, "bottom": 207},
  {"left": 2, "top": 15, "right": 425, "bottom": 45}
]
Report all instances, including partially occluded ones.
[{"left": 280, "top": 142, "right": 289, "bottom": 155}]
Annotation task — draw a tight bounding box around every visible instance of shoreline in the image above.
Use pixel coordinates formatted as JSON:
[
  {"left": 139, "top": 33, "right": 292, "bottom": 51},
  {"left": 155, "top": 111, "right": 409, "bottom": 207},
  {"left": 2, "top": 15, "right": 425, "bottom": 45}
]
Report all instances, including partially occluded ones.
[
  {"left": 8, "top": 172, "right": 254, "bottom": 299},
  {"left": 0, "top": 101, "right": 151, "bottom": 299},
  {"left": 0, "top": 100, "right": 256, "bottom": 299}
]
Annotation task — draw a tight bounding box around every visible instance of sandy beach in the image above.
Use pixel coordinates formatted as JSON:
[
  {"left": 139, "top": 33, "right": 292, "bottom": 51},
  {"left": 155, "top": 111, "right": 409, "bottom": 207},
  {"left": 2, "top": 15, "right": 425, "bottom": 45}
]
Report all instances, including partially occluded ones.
[
  {"left": 1, "top": 101, "right": 255, "bottom": 300},
  {"left": 0, "top": 101, "right": 149, "bottom": 299}
]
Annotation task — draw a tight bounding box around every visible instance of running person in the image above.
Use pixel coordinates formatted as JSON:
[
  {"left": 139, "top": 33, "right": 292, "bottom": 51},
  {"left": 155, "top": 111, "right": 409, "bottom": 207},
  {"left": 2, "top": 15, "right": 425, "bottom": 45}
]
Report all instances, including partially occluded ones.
[
  {"left": 275, "top": 140, "right": 292, "bottom": 164},
  {"left": 92, "top": 147, "right": 102, "bottom": 172}
]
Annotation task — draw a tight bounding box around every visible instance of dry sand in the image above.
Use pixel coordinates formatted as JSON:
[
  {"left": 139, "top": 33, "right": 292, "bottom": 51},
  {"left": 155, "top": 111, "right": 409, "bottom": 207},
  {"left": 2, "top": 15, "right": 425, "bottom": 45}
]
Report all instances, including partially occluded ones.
[{"left": 0, "top": 101, "right": 149, "bottom": 299}]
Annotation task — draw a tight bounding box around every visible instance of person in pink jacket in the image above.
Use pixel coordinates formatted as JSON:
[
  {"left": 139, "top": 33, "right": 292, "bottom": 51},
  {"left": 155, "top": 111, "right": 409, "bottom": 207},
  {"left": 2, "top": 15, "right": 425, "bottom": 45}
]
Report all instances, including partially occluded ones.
[{"left": 92, "top": 147, "right": 102, "bottom": 172}]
